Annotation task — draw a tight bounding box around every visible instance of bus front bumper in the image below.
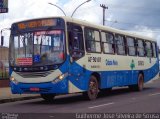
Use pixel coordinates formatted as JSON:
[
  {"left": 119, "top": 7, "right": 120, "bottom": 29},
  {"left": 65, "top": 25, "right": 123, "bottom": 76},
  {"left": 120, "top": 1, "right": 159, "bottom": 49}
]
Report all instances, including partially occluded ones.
[{"left": 10, "top": 80, "right": 68, "bottom": 94}]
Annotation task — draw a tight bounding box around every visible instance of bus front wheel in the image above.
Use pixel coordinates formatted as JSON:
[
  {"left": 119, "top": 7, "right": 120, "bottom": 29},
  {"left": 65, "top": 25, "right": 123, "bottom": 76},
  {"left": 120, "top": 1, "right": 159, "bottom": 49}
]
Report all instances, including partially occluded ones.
[
  {"left": 41, "top": 94, "right": 55, "bottom": 102},
  {"left": 83, "top": 75, "right": 99, "bottom": 100}
]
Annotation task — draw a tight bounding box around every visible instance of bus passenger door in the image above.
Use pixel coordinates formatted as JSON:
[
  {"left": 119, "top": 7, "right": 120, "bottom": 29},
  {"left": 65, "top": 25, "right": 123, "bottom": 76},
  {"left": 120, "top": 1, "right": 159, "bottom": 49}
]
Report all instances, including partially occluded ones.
[
  {"left": 67, "top": 23, "right": 85, "bottom": 89},
  {"left": 67, "top": 23, "right": 84, "bottom": 61}
]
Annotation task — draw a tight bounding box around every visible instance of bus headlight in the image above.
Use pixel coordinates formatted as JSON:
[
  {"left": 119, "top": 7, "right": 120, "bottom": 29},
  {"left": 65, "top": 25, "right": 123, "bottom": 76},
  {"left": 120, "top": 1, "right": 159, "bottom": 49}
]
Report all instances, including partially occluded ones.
[
  {"left": 10, "top": 76, "right": 18, "bottom": 84},
  {"left": 52, "top": 73, "right": 68, "bottom": 84},
  {"left": 58, "top": 74, "right": 65, "bottom": 80}
]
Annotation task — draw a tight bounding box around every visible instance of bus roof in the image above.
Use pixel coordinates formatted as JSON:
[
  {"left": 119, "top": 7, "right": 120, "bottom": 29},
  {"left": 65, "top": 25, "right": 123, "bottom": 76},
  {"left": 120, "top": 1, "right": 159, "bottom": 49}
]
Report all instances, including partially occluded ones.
[
  {"left": 62, "top": 16, "right": 155, "bottom": 42},
  {"left": 12, "top": 16, "right": 155, "bottom": 42}
]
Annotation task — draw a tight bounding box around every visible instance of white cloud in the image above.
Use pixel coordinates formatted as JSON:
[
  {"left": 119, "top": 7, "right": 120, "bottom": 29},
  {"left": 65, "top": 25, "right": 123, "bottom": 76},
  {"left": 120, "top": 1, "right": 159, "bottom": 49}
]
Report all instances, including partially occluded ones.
[
  {"left": 129, "top": 25, "right": 160, "bottom": 46},
  {"left": 63, "top": 0, "right": 102, "bottom": 24},
  {"left": 134, "top": 25, "right": 155, "bottom": 38}
]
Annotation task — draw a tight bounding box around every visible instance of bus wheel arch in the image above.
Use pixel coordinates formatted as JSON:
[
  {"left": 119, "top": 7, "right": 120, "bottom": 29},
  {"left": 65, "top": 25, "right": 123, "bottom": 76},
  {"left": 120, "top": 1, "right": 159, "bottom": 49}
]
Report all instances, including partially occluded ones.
[
  {"left": 129, "top": 71, "right": 144, "bottom": 91},
  {"left": 83, "top": 72, "right": 101, "bottom": 100},
  {"left": 138, "top": 71, "right": 144, "bottom": 80},
  {"left": 91, "top": 72, "right": 101, "bottom": 87}
]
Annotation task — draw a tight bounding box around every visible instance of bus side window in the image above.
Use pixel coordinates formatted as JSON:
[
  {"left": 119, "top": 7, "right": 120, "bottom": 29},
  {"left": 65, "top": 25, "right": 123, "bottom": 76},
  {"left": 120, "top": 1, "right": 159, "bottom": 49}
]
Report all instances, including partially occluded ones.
[
  {"left": 85, "top": 28, "right": 101, "bottom": 53},
  {"left": 101, "top": 32, "right": 115, "bottom": 54},
  {"left": 115, "top": 34, "right": 126, "bottom": 55},
  {"left": 145, "top": 41, "right": 152, "bottom": 57},
  {"left": 67, "top": 23, "right": 84, "bottom": 61},
  {"left": 126, "top": 37, "right": 136, "bottom": 56},
  {"left": 137, "top": 39, "right": 145, "bottom": 57},
  {"left": 152, "top": 42, "right": 157, "bottom": 58}
]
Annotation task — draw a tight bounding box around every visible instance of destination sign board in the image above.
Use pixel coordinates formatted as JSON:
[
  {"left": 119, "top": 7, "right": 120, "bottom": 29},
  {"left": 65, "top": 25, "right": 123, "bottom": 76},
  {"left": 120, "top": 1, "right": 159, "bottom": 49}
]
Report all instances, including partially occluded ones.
[
  {"left": 11, "top": 18, "right": 65, "bottom": 34},
  {"left": 17, "top": 19, "right": 57, "bottom": 30}
]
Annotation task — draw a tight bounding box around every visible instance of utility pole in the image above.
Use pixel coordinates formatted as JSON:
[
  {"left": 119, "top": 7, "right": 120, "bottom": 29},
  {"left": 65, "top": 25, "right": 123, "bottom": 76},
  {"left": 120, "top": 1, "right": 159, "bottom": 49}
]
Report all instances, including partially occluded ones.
[{"left": 100, "top": 4, "right": 108, "bottom": 25}]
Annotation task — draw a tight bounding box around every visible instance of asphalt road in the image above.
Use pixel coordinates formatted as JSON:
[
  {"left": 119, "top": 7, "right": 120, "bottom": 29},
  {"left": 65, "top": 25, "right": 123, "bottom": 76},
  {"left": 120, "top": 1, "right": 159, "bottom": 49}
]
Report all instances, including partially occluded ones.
[{"left": 0, "top": 79, "right": 160, "bottom": 118}]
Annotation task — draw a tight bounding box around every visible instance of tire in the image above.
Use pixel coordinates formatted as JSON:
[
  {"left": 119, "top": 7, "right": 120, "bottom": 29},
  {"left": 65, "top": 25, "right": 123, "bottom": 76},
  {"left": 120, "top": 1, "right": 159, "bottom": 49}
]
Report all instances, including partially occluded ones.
[
  {"left": 83, "top": 75, "right": 99, "bottom": 100},
  {"left": 41, "top": 94, "right": 55, "bottom": 102},
  {"left": 129, "top": 73, "right": 144, "bottom": 91},
  {"left": 136, "top": 73, "right": 144, "bottom": 91}
]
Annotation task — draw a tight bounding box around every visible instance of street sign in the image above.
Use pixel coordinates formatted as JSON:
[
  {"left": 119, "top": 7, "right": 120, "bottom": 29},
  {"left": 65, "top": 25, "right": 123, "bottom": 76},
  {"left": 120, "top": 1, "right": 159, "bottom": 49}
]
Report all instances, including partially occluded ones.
[{"left": 0, "top": 0, "right": 8, "bottom": 13}]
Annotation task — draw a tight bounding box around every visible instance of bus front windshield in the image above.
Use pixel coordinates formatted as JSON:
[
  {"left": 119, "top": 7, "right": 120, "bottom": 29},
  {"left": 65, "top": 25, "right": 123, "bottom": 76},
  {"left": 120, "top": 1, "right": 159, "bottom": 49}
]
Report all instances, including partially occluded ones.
[{"left": 10, "top": 30, "right": 65, "bottom": 67}]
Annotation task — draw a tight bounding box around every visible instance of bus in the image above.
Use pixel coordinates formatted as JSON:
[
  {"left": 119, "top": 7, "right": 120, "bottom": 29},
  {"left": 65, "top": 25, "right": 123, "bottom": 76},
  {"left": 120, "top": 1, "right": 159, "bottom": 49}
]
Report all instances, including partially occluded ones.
[{"left": 9, "top": 16, "right": 159, "bottom": 101}]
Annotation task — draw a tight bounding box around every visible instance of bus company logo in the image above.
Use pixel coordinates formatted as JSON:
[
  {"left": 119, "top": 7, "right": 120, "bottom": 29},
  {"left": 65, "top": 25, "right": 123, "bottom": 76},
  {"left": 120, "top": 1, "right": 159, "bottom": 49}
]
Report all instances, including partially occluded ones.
[
  {"left": 130, "top": 59, "right": 135, "bottom": 70},
  {"left": 106, "top": 59, "right": 118, "bottom": 66}
]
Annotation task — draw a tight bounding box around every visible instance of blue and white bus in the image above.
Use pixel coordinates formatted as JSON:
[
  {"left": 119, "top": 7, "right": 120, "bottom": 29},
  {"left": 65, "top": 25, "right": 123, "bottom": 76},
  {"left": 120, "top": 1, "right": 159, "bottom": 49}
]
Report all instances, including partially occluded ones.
[{"left": 9, "top": 16, "right": 159, "bottom": 101}]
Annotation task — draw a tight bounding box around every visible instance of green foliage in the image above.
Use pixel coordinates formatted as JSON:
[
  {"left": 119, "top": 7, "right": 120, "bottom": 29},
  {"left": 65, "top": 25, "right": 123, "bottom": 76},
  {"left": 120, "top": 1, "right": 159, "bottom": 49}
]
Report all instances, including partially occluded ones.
[{"left": 0, "top": 69, "right": 9, "bottom": 79}]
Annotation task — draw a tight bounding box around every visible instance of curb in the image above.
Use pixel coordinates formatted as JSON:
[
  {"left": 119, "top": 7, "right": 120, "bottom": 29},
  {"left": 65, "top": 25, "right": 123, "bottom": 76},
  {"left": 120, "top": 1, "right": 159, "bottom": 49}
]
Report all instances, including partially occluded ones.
[{"left": 0, "top": 95, "right": 41, "bottom": 104}]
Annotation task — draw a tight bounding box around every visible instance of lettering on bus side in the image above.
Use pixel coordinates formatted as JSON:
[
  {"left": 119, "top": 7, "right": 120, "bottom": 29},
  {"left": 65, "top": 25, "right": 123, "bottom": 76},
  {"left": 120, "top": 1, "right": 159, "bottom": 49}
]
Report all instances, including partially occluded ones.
[
  {"left": 106, "top": 59, "right": 118, "bottom": 66},
  {"left": 138, "top": 61, "right": 144, "bottom": 66},
  {"left": 91, "top": 65, "right": 100, "bottom": 68},
  {"left": 88, "top": 57, "right": 101, "bottom": 62}
]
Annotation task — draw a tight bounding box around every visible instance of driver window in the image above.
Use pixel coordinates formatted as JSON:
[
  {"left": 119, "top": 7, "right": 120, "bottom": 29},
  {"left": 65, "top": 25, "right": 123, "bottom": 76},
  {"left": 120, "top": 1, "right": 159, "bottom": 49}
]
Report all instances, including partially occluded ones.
[{"left": 67, "top": 23, "right": 84, "bottom": 61}]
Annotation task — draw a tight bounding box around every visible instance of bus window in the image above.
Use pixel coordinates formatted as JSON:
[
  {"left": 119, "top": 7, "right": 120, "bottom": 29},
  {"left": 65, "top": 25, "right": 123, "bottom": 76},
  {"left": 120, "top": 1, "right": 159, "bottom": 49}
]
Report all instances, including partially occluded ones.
[
  {"left": 67, "top": 23, "right": 84, "bottom": 61},
  {"left": 152, "top": 42, "right": 157, "bottom": 57},
  {"left": 101, "top": 32, "right": 114, "bottom": 54},
  {"left": 115, "top": 34, "right": 126, "bottom": 55},
  {"left": 137, "top": 39, "right": 145, "bottom": 57},
  {"left": 145, "top": 41, "right": 152, "bottom": 57},
  {"left": 126, "top": 37, "right": 136, "bottom": 56},
  {"left": 85, "top": 28, "right": 101, "bottom": 53}
]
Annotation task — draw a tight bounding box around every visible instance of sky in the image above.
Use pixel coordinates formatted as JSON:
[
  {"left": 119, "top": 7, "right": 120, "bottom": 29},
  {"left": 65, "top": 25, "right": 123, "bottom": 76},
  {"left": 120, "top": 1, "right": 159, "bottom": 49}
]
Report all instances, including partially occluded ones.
[{"left": 0, "top": 0, "right": 160, "bottom": 46}]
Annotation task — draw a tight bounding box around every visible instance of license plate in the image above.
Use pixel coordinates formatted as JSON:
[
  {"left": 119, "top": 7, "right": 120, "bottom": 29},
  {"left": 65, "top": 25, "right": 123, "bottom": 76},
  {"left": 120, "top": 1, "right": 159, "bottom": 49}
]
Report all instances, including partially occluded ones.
[{"left": 30, "top": 87, "right": 40, "bottom": 92}]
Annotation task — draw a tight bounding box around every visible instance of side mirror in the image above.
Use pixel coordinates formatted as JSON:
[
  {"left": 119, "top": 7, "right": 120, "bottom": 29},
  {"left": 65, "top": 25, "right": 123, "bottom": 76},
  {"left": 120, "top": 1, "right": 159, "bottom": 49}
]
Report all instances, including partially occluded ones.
[{"left": 1, "top": 36, "right": 4, "bottom": 46}]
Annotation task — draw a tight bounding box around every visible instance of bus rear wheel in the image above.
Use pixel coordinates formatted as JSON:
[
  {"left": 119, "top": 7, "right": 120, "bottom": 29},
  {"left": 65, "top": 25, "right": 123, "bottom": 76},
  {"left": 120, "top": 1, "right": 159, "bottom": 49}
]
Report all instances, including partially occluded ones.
[
  {"left": 136, "top": 73, "right": 144, "bottom": 91},
  {"left": 41, "top": 94, "right": 55, "bottom": 102},
  {"left": 83, "top": 76, "right": 99, "bottom": 100},
  {"left": 129, "top": 73, "right": 144, "bottom": 91}
]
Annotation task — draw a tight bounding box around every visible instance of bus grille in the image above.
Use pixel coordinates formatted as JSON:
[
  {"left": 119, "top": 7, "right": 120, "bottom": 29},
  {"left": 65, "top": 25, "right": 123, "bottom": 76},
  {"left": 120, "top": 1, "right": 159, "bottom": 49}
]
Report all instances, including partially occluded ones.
[{"left": 16, "top": 71, "right": 54, "bottom": 78}]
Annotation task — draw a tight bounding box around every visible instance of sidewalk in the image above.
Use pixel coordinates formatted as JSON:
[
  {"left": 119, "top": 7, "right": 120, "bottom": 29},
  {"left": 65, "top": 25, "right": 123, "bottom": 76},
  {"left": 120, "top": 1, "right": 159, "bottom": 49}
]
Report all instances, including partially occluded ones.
[{"left": 0, "top": 87, "right": 40, "bottom": 104}]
